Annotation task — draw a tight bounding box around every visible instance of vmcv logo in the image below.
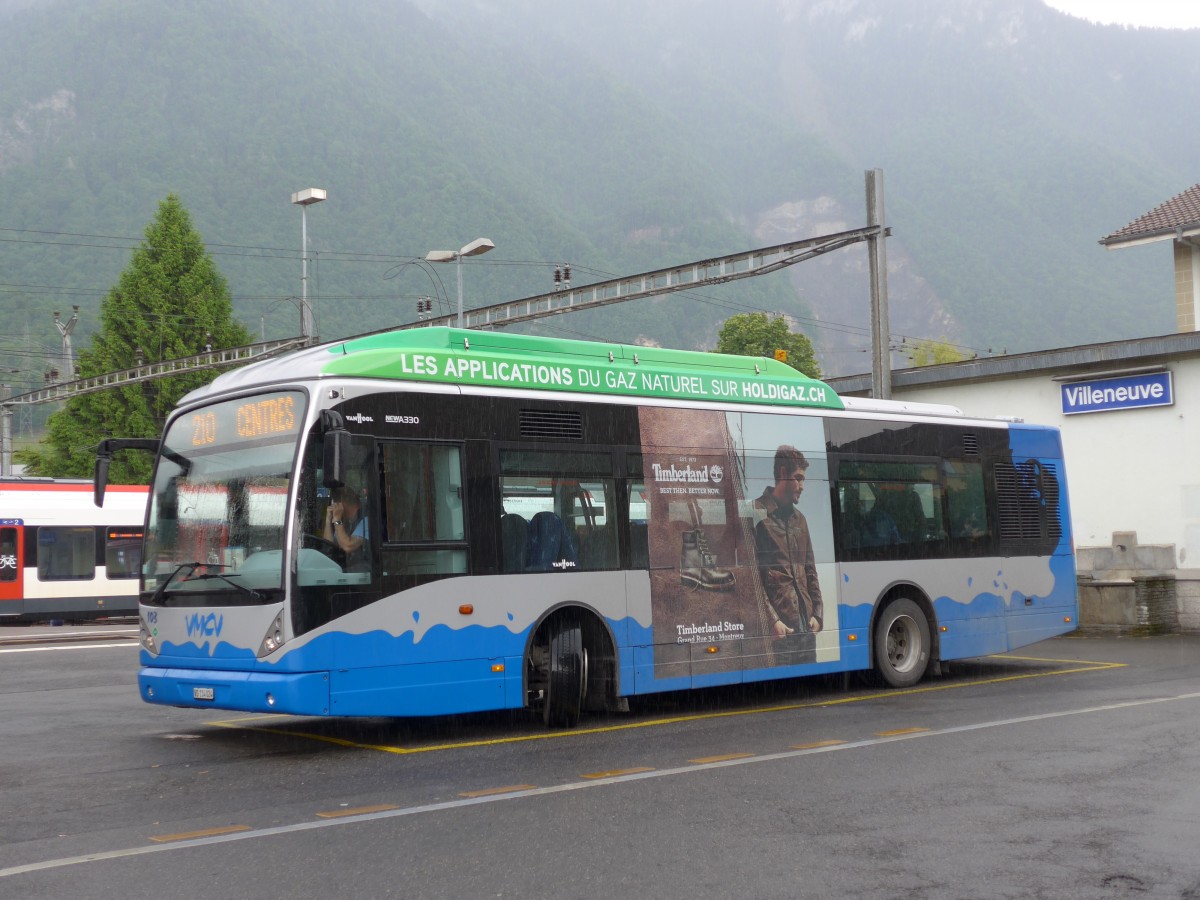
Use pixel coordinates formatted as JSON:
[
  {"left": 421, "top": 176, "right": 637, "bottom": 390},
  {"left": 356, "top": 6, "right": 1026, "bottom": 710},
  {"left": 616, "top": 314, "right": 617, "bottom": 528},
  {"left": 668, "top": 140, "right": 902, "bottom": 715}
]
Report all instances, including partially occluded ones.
[{"left": 186, "top": 612, "right": 224, "bottom": 638}]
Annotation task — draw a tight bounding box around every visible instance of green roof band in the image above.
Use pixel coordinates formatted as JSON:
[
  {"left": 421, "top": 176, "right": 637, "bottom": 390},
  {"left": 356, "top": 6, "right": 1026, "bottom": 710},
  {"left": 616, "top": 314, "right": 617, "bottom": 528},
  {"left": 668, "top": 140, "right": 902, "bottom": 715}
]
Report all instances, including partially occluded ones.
[{"left": 323, "top": 327, "right": 843, "bottom": 411}]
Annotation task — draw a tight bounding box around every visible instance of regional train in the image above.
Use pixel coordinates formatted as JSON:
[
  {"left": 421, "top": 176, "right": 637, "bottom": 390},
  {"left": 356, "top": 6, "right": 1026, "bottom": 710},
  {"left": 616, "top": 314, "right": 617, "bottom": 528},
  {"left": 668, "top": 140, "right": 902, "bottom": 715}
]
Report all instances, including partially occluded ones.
[{"left": 0, "top": 478, "right": 147, "bottom": 621}]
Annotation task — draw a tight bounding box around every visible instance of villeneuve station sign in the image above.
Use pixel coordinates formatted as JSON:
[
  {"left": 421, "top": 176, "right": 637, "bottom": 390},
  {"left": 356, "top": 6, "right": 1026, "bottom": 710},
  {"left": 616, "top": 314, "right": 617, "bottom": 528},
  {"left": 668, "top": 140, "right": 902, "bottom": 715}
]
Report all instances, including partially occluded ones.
[{"left": 1060, "top": 370, "right": 1174, "bottom": 416}]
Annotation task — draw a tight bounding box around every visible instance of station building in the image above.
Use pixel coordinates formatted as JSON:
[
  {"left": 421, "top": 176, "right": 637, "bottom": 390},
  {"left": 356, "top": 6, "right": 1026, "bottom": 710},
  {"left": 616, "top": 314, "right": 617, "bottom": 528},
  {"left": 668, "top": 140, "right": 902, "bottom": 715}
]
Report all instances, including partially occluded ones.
[{"left": 829, "top": 183, "right": 1200, "bottom": 633}]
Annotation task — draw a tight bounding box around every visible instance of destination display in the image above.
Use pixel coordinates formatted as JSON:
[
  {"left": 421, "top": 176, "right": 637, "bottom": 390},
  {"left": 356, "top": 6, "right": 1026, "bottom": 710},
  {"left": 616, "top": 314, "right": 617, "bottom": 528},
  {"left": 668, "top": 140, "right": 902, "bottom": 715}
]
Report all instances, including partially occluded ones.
[{"left": 182, "top": 391, "right": 304, "bottom": 449}]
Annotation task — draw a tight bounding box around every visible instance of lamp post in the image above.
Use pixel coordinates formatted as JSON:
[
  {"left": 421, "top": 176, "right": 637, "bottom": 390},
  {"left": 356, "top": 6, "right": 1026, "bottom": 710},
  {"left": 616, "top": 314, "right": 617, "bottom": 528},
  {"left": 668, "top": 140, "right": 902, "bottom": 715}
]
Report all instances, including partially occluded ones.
[
  {"left": 425, "top": 238, "right": 495, "bottom": 328},
  {"left": 291, "top": 188, "right": 327, "bottom": 344}
]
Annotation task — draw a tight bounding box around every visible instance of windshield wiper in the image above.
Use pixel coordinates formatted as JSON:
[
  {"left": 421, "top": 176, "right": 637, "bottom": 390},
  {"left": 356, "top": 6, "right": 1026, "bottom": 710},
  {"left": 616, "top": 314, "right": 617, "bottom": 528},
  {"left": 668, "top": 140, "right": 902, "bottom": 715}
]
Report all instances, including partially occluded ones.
[
  {"left": 150, "top": 562, "right": 202, "bottom": 605},
  {"left": 150, "top": 562, "right": 263, "bottom": 603},
  {"left": 186, "top": 569, "right": 263, "bottom": 601}
]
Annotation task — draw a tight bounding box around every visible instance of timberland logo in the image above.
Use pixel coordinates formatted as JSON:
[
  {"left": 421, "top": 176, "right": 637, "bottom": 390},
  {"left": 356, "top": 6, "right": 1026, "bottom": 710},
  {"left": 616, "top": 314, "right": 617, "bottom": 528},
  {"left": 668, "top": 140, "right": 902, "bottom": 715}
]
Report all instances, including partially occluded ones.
[{"left": 651, "top": 463, "right": 714, "bottom": 484}]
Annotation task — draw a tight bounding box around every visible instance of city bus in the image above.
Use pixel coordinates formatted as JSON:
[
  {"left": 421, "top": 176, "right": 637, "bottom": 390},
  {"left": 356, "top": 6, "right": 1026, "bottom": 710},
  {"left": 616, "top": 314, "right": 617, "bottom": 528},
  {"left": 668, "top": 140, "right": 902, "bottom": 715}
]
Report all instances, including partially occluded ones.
[
  {"left": 0, "top": 478, "right": 146, "bottom": 621},
  {"left": 95, "top": 327, "right": 1076, "bottom": 727}
]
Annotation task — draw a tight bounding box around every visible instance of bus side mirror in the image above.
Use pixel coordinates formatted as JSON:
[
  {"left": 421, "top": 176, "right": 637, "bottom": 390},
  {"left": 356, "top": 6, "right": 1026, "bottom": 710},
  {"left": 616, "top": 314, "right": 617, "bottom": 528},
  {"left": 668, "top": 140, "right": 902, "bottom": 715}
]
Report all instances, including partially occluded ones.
[
  {"left": 94, "top": 454, "right": 112, "bottom": 507},
  {"left": 93, "top": 437, "right": 161, "bottom": 507}
]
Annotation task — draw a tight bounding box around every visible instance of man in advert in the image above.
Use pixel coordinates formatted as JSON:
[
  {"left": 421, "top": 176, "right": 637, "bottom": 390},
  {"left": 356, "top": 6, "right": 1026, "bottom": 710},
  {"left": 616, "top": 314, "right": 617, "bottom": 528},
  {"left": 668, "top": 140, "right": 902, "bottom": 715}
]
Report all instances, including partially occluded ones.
[{"left": 753, "top": 445, "right": 823, "bottom": 663}]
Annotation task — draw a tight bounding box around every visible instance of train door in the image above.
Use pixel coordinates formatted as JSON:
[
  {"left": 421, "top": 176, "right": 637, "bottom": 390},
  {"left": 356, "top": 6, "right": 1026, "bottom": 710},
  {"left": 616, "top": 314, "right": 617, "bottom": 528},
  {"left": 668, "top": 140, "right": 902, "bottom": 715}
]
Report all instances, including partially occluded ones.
[{"left": 0, "top": 522, "right": 23, "bottom": 609}]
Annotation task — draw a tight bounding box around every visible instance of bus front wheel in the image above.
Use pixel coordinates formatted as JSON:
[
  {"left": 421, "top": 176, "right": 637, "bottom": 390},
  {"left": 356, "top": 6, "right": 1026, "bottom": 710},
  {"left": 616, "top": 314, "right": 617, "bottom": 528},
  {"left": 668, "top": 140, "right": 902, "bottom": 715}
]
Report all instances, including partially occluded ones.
[
  {"left": 543, "top": 621, "right": 587, "bottom": 728},
  {"left": 873, "top": 598, "right": 931, "bottom": 688}
]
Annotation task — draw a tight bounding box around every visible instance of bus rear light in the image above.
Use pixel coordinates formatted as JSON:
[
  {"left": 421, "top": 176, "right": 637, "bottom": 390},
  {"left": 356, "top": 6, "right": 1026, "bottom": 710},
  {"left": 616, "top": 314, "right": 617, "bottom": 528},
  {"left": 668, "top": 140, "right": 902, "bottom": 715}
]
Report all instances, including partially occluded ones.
[{"left": 459, "top": 604, "right": 474, "bottom": 615}]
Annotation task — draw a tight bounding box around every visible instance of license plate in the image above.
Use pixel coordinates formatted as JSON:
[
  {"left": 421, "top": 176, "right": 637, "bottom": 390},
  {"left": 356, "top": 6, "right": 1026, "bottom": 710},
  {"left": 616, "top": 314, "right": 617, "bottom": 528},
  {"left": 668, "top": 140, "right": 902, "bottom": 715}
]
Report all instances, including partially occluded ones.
[{"left": 193, "top": 686, "right": 215, "bottom": 701}]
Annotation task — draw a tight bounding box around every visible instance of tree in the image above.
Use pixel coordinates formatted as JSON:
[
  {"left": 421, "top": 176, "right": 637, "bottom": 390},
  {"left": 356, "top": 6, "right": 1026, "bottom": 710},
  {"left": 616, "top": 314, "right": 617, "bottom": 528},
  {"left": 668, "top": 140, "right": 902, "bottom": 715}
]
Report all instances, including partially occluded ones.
[
  {"left": 17, "top": 195, "right": 252, "bottom": 482},
  {"left": 715, "top": 312, "right": 821, "bottom": 378},
  {"left": 902, "top": 336, "right": 972, "bottom": 367}
]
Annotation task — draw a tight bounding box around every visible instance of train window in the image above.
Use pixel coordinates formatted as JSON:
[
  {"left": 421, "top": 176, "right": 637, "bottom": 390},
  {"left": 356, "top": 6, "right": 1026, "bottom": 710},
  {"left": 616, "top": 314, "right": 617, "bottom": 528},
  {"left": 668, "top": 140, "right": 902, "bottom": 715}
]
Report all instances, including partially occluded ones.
[
  {"left": 0, "top": 527, "right": 16, "bottom": 582},
  {"left": 37, "top": 526, "right": 96, "bottom": 581},
  {"left": 106, "top": 529, "right": 144, "bottom": 579}
]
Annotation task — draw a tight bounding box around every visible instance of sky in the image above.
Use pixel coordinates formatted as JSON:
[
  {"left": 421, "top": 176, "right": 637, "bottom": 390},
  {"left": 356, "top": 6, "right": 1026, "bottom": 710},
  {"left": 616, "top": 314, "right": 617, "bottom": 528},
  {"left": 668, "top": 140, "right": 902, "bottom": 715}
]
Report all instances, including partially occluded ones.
[{"left": 1042, "top": 0, "right": 1200, "bottom": 29}]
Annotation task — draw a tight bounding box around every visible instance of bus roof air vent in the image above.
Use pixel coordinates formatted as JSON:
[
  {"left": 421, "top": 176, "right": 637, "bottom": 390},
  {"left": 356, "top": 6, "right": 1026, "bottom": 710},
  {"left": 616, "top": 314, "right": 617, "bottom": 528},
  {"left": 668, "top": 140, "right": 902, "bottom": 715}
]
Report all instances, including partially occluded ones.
[{"left": 963, "top": 433, "right": 979, "bottom": 455}]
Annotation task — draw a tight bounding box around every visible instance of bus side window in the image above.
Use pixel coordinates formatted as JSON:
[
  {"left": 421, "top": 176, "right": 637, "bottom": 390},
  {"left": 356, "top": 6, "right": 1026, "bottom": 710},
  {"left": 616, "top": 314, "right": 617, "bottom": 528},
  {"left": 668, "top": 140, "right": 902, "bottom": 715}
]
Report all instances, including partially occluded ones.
[
  {"left": 377, "top": 442, "right": 468, "bottom": 586},
  {"left": 499, "top": 513, "right": 529, "bottom": 573},
  {"left": 498, "top": 449, "right": 618, "bottom": 573},
  {"left": 572, "top": 482, "right": 617, "bottom": 570},
  {"left": 838, "top": 483, "right": 866, "bottom": 554},
  {"left": 946, "top": 460, "right": 989, "bottom": 545},
  {"left": 627, "top": 481, "right": 649, "bottom": 569},
  {"left": 380, "top": 443, "right": 465, "bottom": 544}
]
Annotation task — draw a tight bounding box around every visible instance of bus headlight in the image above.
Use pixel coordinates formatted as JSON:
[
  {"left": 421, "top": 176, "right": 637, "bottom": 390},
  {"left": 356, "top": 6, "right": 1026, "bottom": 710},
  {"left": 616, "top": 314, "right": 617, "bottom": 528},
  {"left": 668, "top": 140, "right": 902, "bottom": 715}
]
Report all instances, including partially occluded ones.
[
  {"left": 140, "top": 617, "right": 157, "bottom": 654},
  {"left": 256, "top": 611, "right": 286, "bottom": 658}
]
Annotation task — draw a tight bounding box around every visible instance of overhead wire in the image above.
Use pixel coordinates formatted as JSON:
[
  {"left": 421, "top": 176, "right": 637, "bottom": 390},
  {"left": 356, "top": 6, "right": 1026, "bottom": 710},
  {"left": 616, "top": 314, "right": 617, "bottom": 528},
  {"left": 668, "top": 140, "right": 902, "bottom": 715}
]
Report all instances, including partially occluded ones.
[{"left": 0, "top": 225, "right": 989, "bottom": 358}]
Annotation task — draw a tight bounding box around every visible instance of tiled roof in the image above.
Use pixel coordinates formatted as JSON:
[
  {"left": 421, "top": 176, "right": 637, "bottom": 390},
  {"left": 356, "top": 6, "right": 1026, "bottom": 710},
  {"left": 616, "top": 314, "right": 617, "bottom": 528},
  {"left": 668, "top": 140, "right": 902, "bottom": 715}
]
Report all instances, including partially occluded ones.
[{"left": 1100, "top": 183, "right": 1200, "bottom": 246}]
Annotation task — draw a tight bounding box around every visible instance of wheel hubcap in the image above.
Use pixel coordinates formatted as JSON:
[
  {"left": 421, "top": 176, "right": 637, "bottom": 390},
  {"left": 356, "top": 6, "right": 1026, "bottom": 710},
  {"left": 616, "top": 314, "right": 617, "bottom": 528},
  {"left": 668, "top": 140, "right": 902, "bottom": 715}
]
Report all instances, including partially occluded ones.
[{"left": 887, "top": 615, "right": 918, "bottom": 672}]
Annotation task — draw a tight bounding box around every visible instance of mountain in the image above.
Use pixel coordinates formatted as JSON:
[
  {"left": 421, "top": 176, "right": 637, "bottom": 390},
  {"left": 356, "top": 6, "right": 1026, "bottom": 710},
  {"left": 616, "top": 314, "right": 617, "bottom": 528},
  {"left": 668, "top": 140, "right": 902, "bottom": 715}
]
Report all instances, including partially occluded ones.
[{"left": 0, "top": 0, "right": 1195, "bottom": 394}]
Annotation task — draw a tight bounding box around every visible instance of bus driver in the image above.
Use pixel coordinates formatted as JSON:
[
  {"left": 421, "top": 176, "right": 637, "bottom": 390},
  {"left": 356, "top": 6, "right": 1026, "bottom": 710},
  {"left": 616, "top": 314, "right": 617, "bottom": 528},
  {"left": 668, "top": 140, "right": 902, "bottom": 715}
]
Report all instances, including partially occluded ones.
[{"left": 324, "top": 486, "right": 369, "bottom": 570}]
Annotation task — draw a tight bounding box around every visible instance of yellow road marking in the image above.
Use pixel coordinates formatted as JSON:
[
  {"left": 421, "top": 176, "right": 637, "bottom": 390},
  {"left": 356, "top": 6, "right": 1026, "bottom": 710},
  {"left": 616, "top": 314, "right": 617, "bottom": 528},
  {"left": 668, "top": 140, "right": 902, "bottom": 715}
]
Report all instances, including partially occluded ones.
[
  {"left": 149, "top": 825, "right": 250, "bottom": 843},
  {"left": 458, "top": 784, "right": 536, "bottom": 798},
  {"left": 789, "top": 739, "right": 847, "bottom": 750},
  {"left": 316, "top": 804, "right": 399, "bottom": 819},
  {"left": 207, "top": 654, "right": 1126, "bottom": 755},
  {"left": 581, "top": 766, "right": 655, "bottom": 779},
  {"left": 688, "top": 752, "right": 755, "bottom": 764},
  {"left": 875, "top": 727, "right": 930, "bottom": 737}
]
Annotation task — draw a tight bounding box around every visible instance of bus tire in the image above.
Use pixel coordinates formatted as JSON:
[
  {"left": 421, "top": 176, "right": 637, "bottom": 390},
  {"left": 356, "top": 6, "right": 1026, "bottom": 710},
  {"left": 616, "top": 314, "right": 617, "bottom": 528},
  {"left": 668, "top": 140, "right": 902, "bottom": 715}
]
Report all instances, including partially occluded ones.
[
  {"left": 543, "top": 621, "right": 586, "bottom": 728},
  {"left": 873, "top": 598, "right": 931, "bottom": 688}
]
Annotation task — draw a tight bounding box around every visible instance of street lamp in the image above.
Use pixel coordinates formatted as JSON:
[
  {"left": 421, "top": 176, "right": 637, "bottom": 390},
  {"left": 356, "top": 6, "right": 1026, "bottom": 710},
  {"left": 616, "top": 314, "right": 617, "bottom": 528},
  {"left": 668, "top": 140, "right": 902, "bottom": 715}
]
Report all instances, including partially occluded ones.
[
  {"left": 425, "top": 237, "right": 495, "bottom": 328},
  {"left": 291, "top": 188, "right": 327, "bottom": 344}
]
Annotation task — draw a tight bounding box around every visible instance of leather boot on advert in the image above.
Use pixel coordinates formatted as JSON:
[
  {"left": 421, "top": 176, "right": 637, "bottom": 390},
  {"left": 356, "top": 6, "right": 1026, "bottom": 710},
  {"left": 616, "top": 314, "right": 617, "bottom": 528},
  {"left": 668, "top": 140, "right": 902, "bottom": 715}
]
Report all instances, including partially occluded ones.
[{"left": 679, "top": 529, "right": 735, "bottom": 591}]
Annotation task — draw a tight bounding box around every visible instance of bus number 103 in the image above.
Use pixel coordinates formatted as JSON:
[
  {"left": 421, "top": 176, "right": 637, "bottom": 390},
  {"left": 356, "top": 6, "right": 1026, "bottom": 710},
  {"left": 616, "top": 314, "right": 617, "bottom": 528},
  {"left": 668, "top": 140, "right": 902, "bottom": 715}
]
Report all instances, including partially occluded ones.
[{"left": 191, "top": 412, "right": 217, "bottom": 446}]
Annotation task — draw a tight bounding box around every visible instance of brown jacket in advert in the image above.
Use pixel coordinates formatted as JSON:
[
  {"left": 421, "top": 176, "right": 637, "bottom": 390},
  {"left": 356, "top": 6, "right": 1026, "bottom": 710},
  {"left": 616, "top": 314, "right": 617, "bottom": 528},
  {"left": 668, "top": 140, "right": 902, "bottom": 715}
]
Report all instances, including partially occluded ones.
[{"left": 753, "top": 487, "right": 824, "bottom": 634}]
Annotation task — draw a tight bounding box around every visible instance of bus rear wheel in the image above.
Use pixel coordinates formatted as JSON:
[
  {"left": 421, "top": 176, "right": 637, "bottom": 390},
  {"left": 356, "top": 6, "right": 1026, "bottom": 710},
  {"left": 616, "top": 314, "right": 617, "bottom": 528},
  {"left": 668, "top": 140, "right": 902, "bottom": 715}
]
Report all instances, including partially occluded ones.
[
  {"left": 543, "top": 621, "right": 587, "bottom": 728},
  {"left": 873, "top": 598, "right": 931, "bottom": 688}
]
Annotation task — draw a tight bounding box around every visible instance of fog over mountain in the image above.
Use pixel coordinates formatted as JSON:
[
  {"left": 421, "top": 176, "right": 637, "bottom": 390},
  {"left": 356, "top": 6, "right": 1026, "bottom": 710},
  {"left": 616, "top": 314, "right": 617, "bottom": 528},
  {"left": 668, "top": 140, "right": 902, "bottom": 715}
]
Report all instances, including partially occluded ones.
[{"left": 0, "top": 0, "right": 1194, "bottom": 384}]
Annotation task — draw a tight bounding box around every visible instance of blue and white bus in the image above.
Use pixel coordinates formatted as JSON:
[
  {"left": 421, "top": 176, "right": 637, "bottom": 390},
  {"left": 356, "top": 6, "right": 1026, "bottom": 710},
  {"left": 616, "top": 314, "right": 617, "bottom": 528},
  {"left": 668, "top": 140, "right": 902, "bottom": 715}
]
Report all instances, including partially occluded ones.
[{"left": 96, "top": 327, "right": 1076, "bottom": 727}]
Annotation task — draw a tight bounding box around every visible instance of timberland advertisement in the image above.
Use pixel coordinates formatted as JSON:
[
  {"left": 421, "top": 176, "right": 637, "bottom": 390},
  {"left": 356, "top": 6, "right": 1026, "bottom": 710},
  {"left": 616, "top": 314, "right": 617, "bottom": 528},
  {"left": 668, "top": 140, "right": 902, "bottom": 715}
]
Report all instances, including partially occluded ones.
[{"left": 639, "top": 406, "right": 839, "bottom": 679}]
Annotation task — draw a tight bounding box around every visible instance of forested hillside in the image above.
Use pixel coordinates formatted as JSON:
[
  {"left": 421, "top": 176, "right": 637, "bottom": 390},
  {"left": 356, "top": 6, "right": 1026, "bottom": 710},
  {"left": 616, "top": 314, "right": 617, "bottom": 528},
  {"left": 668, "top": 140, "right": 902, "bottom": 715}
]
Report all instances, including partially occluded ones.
[{"left": 0, "top": 0, "right": 1195, "bottom": 395}]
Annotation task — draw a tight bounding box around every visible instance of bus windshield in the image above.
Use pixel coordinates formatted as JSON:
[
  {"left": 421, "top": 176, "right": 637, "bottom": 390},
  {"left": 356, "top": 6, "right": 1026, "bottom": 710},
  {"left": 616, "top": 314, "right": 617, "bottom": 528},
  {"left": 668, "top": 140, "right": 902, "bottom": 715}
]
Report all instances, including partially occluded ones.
[{"left": 144, "top": 391, "right": 305, "bottom": 602}]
